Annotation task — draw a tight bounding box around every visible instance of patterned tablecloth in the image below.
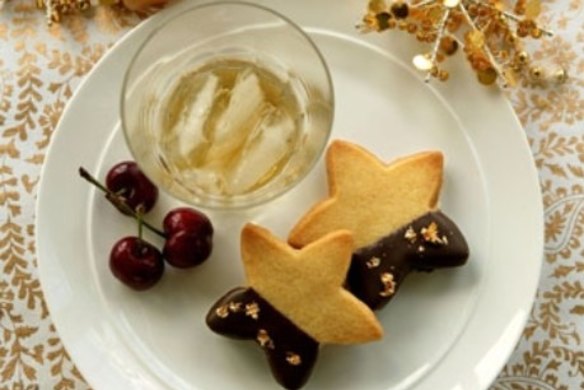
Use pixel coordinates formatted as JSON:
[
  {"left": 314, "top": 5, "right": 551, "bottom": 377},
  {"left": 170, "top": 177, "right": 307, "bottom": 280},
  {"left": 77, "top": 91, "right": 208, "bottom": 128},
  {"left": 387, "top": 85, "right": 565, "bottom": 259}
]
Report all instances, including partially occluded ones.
[{"left": 0, "top": 1, "right": 582, "bottom": 389}]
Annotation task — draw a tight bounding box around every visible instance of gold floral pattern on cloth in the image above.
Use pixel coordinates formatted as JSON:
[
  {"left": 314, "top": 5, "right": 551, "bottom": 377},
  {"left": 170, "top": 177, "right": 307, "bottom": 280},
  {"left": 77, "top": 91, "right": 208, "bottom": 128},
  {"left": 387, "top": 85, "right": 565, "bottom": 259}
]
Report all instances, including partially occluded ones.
[
  {"left": 0, "top": 0, "right": 582, "bottom": 388},
  {"left": 491, "top": 0, "right": 584, "bottom": 389},
  {"left": 0, "top": 1, "right": 141, "bottom": 388}
]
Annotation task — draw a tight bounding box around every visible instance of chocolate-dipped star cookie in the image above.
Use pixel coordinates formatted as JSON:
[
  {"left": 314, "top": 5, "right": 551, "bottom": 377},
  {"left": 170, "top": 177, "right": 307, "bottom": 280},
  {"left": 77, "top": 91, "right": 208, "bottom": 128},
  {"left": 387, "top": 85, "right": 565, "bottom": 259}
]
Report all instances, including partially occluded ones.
[
  {"left": 206, "top": 224, "right": 382, "bottom": 389},
  {"left": 288, "top": 140, "right": 469, "bottom": 310}
]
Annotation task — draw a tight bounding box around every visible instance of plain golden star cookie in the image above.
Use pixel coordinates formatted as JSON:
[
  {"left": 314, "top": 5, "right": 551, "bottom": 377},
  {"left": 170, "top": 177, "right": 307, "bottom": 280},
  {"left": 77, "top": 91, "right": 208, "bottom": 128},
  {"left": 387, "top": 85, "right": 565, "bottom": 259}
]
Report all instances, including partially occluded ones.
[
  {"left": 206, "top": 224, "right": 382, "bottom": 390},
  {"left": 288, "top": 140, "right": 469, "bottom": 310}
]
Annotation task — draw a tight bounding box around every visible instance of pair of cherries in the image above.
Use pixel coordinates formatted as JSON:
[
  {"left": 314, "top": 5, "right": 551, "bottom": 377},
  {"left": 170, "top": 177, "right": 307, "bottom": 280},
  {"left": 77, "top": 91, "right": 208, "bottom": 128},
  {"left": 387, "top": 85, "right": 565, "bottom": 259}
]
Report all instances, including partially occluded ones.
[{"left": 81, "top": 162, "right": 213, "bottom": 291}]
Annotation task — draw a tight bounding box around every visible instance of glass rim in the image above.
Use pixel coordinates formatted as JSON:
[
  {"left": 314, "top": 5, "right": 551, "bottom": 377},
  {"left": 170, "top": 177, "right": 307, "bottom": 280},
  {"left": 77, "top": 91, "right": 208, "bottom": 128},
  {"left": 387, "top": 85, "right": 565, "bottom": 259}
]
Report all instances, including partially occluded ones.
[{"left": 120, "top": 0, "right": 335, "bottom": 210}]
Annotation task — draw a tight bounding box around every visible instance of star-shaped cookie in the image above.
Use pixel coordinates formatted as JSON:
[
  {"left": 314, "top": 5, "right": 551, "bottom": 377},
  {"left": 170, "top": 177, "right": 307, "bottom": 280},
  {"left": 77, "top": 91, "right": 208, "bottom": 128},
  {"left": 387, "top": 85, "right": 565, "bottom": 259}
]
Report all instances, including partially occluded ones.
[
  {"left": 288, "top": 140, "right": 469, "bottom": 310},
  {"left": 207, "top": 224, "right": 382, "bottom": 389},
  {"left": 289, "top": 140, "right": 443, "bottom": 249}
]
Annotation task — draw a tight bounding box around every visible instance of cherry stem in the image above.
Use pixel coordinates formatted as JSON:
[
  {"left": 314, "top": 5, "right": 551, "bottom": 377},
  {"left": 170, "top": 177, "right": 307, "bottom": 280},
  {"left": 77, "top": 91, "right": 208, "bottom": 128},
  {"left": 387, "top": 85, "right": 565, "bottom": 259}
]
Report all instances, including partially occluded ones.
[
  {"left": 78, "top": 167, "right": 167, "bottom": 239},
  {"left": 137, "top": 206, "right": 144, "bottom": 242}
]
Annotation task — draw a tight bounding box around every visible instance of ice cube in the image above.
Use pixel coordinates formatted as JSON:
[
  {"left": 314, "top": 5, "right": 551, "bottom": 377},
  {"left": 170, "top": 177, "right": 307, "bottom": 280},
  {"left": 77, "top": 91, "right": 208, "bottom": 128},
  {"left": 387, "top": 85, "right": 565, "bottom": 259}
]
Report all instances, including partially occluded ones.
[
  {"left": 173, "top": 73, "right": 220, "bottom": 158},
  {"left": 182, "top": 168, "right": 226, "bottom": 195},
  {"left": 227, "top": 107, "right": 296, "bottom": 194},
  {"left": 205, "top": 69, "right": 265, "bottom": 165}
]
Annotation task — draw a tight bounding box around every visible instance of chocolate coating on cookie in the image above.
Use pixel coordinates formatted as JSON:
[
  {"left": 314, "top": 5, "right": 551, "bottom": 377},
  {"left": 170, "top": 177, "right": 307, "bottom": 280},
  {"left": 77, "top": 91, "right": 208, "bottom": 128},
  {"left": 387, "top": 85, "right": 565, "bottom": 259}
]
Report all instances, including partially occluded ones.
[
  {"left": 348, "top": 211, "right": 469, "bottom": 310},
  {"left": 206, "top": 287, "right": 319, "bottom": 390}
]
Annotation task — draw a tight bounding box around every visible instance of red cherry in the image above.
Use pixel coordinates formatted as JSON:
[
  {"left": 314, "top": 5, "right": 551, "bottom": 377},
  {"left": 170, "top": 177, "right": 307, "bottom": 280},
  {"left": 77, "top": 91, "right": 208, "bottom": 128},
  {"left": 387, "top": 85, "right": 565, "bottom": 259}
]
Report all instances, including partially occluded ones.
[
  {"left": 163, "top": 230, "right": 213, "bottom": 268},
  {"left": 106, "top": 161, "right": 158, "bottom": 215},
  {"left": 110, "top": 237, "right": 164, "bottom": 290},
  {"left": 163, "top": 207, "right": 214, "bottom": 237}
]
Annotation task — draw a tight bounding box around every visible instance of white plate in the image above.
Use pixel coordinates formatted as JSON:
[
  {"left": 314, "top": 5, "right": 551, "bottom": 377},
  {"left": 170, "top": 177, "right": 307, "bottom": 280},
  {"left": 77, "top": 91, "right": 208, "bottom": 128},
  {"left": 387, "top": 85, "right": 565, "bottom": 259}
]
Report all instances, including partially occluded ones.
[{"left": 36, "top": 1, "right": 543, "bottom": 389}]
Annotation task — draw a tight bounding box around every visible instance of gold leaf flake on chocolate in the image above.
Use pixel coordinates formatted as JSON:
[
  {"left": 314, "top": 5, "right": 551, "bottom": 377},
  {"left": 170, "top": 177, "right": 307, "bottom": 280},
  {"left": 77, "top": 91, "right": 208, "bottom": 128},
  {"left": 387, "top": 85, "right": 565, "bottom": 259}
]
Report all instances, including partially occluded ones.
[
  {"left": 215, "top": 305, "right": 229, "bottom": 319},
  {"left": 379, "top": 273, "right": 396, "bottom": 297},
  {"left": 245, "top": 302, "right": 260, "bottom": 320},
  {"left": 228, "top": 302, "right": 242, "bottom": 313},
  {"left": 286, "top": 352, "right": 302, "bottom": 366},
  {"left": 366, "top": 257, "right": 381, "bottom": 269},
  {"left": 421, "top": 221, "right": 445, "bottom": 244},
  {"left": 257, "top": 329, "right": 274, "bottom": 349},
  {"left": 404, "top": 226, "right": 417, "bottom": 243}
]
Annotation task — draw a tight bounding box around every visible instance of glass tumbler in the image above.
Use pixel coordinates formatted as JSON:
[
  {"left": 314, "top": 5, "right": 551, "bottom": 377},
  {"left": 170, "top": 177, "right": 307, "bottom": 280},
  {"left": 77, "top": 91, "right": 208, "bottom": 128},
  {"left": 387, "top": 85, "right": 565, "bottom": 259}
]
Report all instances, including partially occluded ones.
[{"left": 122, "top": 1, "right": 334, "bottom": 209}]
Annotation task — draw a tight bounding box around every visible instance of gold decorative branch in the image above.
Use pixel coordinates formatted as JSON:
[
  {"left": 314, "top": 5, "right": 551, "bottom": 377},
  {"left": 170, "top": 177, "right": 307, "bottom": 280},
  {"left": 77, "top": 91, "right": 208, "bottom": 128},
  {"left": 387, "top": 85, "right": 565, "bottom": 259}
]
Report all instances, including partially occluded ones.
[{"left": 359, "top": 0, "right": 568, "bottom": 88}]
